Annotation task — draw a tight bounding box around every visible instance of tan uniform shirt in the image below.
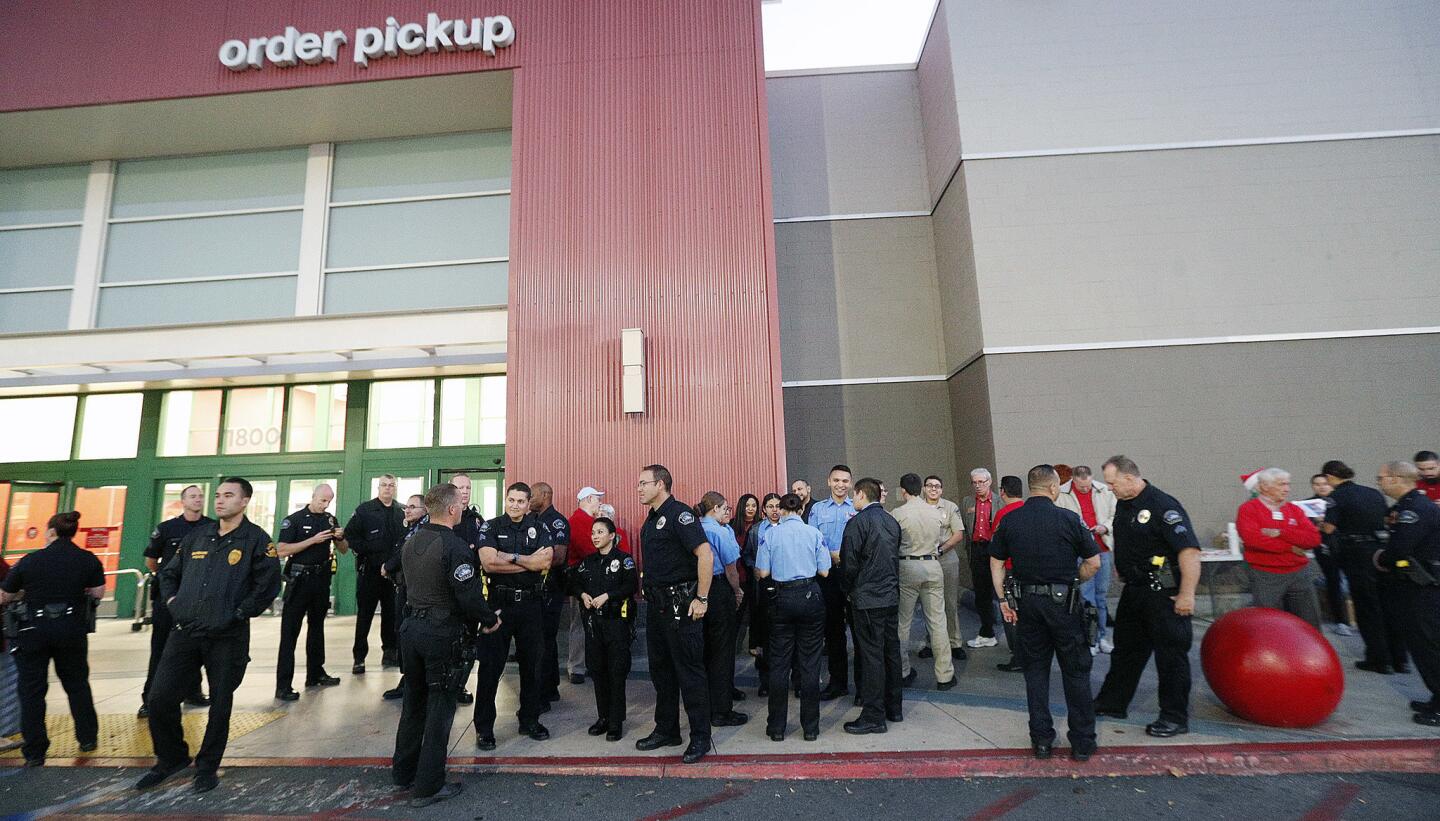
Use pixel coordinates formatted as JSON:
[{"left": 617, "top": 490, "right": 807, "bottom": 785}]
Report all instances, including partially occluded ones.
[
  {"left": 929, "top": 497, "right": 965, "bottom": 548},
  {"left": 894, "top": 497, "right": 949, "bottom": 558}
]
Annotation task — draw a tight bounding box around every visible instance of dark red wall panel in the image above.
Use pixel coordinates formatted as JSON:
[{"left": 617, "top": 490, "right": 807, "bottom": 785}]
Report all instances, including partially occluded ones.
[{"left": 0, "top": 0, "right": 787, "bottom": 531}]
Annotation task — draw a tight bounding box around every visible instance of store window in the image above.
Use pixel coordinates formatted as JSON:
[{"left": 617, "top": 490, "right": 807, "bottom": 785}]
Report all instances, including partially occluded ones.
[
  {"left": 0, "top": 396, "right": 77, "bottom": 462},
  {"left": 223, "top": 386, "right": 284, "bottom": 455},
  {"left": 97, "top": 148, "right": 306, "bottom": 329},
  {"left": 367, "top": 380, "right": 436, "bottom": 449},
  {"left": 287, "top": 384, "right": 348, "bottom": 452},
  {"left": 440, "top": 376, "right": 506, "bottom": 446},
  {"left": 323, "top": 131, "right": 511, "bottom": 315},
  {"left": 0, "top": 164, "right": 89, "bottom": 334},
  {"left": 285, "top": 478, "right": 341, "bottom": 518},
  {"left": 158, "top": 389, "right": 223, "bottom": 457},
  {"left": 76, "top": 392, "right": 143, "bottom": 460},
  {"left": 159, "top": 481, "right": 211, "bottom": 520}
]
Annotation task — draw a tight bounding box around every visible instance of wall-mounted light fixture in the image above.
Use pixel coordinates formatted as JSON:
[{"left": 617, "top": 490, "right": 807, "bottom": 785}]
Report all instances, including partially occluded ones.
[{"left": 621, "top": 327, "right": 644, "bottom": 414}]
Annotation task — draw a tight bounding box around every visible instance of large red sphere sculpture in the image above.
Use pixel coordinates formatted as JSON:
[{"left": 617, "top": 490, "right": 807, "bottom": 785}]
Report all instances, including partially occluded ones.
[{"left": 1200, "top": 607, "right": 1344, "bottom": 728}]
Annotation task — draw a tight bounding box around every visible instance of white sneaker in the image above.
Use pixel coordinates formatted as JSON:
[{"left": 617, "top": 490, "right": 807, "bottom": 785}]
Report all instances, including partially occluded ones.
[
  {"left": 1099, "top": 638, "right": 1114, "bottom": 654},
  {"left": 966, "top": 635, "right": 998, "bottom": 649}
]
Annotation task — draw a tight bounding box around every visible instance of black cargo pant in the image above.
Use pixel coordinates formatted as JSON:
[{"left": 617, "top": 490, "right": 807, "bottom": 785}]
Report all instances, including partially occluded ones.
[
  {"left": 473, "top": 593, "right": 545, "bottom": 736},
  {"left": 818, "top": 573, "right": 853, "bottom": 689},
  {"left": 142, "top": 595, "right": 202, "bottom": 704},
  {"left": 1094, "top": 584, "right": 1191, "bottom": 724},
  {"left": 15, "top": 617, "right": 97, "bottom": 761},
  {"left": 1017, "top": 588, "right": 1096, "bottom": 751},
  {"left": 147, "top": 623, "right": 249, "bottom": 775},
  {"left": 1341, "top": 542, "right": 1409, "bottom": 668},
  {"left": 353, "top": 567, "right": 396, "bottom": 665},
  {"left": 1399, "top": 583, "right": 1440, "bottom": 705},
  {"left": 392, "top": 619, "right": 463, "bottom": 799},
  {"left": 277, "top": 569, "right": 330, "bottom": 688},
  {"left": 766, "top": 579, "right": 824, "bottom": 736},
  {"left": 583, "top": 612, "right": 633, "bottom": 730},
  {"left": 644, "top": 585, "right": 711, "bottom": 743},
  {"left": 540, "top": 577, "right": 564, "bottom": 696},
  {"left": 703, "top": 575, "right": 739, "bottom": 716},
  {"left": 851, "top": 605, "right": 902, "bottom": 723}
]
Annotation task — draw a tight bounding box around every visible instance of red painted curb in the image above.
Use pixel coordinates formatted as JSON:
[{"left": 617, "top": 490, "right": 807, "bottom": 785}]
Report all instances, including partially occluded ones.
[{"left": 28, "top": 738, "right": 1440, "bottom": 780}]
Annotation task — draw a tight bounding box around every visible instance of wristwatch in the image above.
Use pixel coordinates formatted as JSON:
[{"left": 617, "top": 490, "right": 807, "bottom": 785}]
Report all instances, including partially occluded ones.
[
  {"left": 695, "top": 595, "right": 709, "bottom": 604},
  {"left": 511, "top": 552, "right": 519, "bottom": 564}
]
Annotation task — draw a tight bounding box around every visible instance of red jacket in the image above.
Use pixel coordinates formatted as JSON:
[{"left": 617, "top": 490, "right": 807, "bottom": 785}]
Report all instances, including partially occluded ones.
[
  {"left": 1236, "top": 497, "right": 1320, "bottom": 573},
  {"left": 567, "top": 508, "right": 596, "bottom": 568}
]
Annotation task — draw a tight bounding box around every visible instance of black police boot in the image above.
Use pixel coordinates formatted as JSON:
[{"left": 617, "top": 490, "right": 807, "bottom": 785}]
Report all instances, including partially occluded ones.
[
  {"left": 635, "top": 732, "right": 684, "bottom": 751},
  {"left": 731, "top": 687, "right": 746, "bottom": 702},
  {"left": 352, "top": 662, "right": 366, "bottom": 675},
  {"left": 996, "top": 660, "right": 1024, "bottom": 672},
  {"left": 918, "top": 646, "right": 933, "bottom": 659},
  {"left": 382, "top": 650, "right": 400, "bottom": 669},
  {"left": 1071, "top": 747, "right": 1095, "bottom": 762},
  {"left": 804, "top": 729, "right": 819, "bottom": 741},
  {"left": 476, "top": 735, "right": 496, "bottom": 751},
  {"left": 886, "top": 708, "right": 903, "bottom": 723},
  {"left": 307, "top": 673, "right": 342, "bottom": 687},
  {"left": 711, "top": 710, "right": 748, "bottom": 727},
  {"left": 901, "top": 669, "right": 918, "bottom": 687},
  {"left": 383, "top": 686, "right": 405, "bottom": 701},
  {"left": 192, "top": 771, "right": 219, "bottom": 793},
  {"left": 842, "top": 718, "right": 887, "bottom": 735},
  {"left": 1355, "top": 660, "right": 1394, "bottom": 675},
  {"left": 23, "top": 757, "right": 44, "bottom": 768},
  {"left": 936, "top": 677, "right": 957, "bottom": 691},
  {"left": 137, "top": 703, "right": 149, "bottom": 719},
  {"left": 79, "top": 741, "right": 98, "bottom": 752},
  {"left": 570, "top": 673, "right": 587, "bottom": 685},
  {"left": 411, "top": 782, "right": 464, "bottom": 808},
  {"left": 1093, "top": 705, "right": 1127, "bottom": 719},
  {"left": 457, "top": 689, "right": 474, "bottom": 704},
  {"left": 1144, "top": 719, "right": 1189, "bottom": 738},
  {"left": 819, "top": 684, "right": 848, "bottom": 701},
  {"left": 275, "top": 688, "right": 300, "bottom": 702},
  {"left": 1032, "top": 741, "right": 1053, "bottom": 760},
  {"left": 1414, "top": 711, "right": 1440, "bottom": 727},
  {"left": 185, "top": 691, "right": 211, "bottom": 707},
  {"left": 520, "top": 722, "right": 551, "bottom": 741},
  {"left": 682, "top": 738, "right": 712, "bottom": 764},
  {"left": 951, "top": 646, "right": 967, "bottom": 660},
  {"left": 588, "top": 719, "right": 609, "bottom": 736},
  {"left": 606, "top": 724, "right": 624, "bottom": 742},
  {"left": 1410, "top": 700, "right": 1439, "bottom": 713}
]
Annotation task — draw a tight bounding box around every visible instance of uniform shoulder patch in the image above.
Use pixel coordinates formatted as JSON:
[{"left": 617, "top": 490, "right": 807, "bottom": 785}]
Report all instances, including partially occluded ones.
[
  {"left": 266, "top": 543, "right": 277, "bottom": 558},
  {"left": 280, "top": 518, "right": 291, "bottom": 530},
  {"left": 150, "top": 528, "right": 161, "bottom": 539},
  {"left": 479, "top": 521, "right": 490, "bottom": 531},
  {"left": 1398, "top": 510, "right": 1420, "bottom": 525},
  {"left": 678, "top": 511, "right": 696, "bottom": 526},
  {"left": 553, "top": 519, "right": 566, "bottom": 530},
  {"left": 454, "top": 563, "right": 475, "bottom": 582},
  {"left": 1163, "top": 510, "right": 1183, "bottom": 525},
  {"left": 623, "top": 557, "right": 635, "bottom": 570},
  {"left": 1173, "top": 525, "right": 1188, "bottom": 535}
]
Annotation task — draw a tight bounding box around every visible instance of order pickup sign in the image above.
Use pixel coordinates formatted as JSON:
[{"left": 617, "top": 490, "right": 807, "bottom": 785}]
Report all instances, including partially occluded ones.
[{"left": 219, "top": 12, "right": 515, "bottom": 71}]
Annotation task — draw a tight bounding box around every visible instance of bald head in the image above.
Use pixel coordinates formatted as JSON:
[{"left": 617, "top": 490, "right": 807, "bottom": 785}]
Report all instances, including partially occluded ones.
[
  {"left": 530, "top": 481, "right": 553, "bottom": 513},
  {"left": 308, "top": 483, "right": 334, "bottom": 514}
]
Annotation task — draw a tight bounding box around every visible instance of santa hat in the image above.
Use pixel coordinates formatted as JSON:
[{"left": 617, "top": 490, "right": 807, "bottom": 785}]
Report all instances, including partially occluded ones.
[{"left": 1240, "top": 470, "right": 1263, "bottom": 492}]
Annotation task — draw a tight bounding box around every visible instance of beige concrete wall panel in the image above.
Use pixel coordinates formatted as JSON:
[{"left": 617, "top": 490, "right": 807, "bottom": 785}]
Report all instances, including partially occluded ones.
[
  {"left": 931, "top": 168, "right": 983, "bottom": 370},
  {"left": 916, "top": 0, "right": 961, "bottom": 202}
]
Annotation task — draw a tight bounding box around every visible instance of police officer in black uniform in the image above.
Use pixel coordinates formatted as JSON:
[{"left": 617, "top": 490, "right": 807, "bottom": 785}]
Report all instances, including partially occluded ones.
[
  {"left": 567, "top": 515, "right": 637, "bottom": 741},
  {"left": 275, "top": 483, "right": 347, "bottom": 700},
  {"left": 1, "top": 511, "right": 105, "bottom": 768},
  {"left": 137, "top": 477, "right": 281, "bottom": 793},
  {"left": 345, "top": 475, "right": 406, "bottom": 674},
  {"left": 1322, "top": 459, "right": 1409, "bottom": 674},
  {"left": 381, "top": 494, "right": 429, "bottom": 702},
  {"left": 529, "top": 481, "right": 570, "bottom": 704},
  {"left": 989, "top": 465, "right": 1101, "bottom": 760},
  {"left": 139, "top": 484, "right": 212, "bottom": 717},
  {"left": 634, "top": 464, "right": 715, "bottom": 764},
  {"left": 442, "top": 473, "right": 482, "bottom": 705},
  {"left": 392, "top": 483, "right": 501, "bottom": 809},
  {"left": 473, "top": 481, "right": 555, "bottom": 748},
  {"left": 1093, "top": 456, "right": 1200, "bottom": 738},
  {"left": 1373, "top": 461, "right": 1440, "bottom": 724}
]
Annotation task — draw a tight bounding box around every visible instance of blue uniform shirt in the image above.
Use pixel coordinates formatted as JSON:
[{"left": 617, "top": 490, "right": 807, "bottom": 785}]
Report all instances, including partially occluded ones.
[
  {"left": 808, "top": 497, "right": 856, "bottom": 552},
  {"left": 756, "top": 514, "right": 832, "bottom": 582},
  {"left": 702, "top": 516, "right": 742, "bottom": 575}
]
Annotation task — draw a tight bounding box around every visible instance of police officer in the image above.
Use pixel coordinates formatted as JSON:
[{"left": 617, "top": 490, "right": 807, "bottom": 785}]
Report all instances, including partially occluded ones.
[
  {"left": 443, "top": 473, "right": 482, "bottom": 705},
  {"left": 808, "top": 465, "right": 857, "bottom": 701},
  {"left": 275, "top": 484, "right": 347, "bottom": 700},
  {"left": 346, "top": 474, "right": 405, "bottom": 674},
  {"left": 567, "top": 516, "right": 637, "bottom": 740},
  {"left": 139, "top": 484, "right": 212, "bottom": 717},
  {"left": 1373, "top": 461, "right": 1440, "bottom": 725},
  {"left": 893, "top": 473, "right": 957, "bottom": 690},
  {"left": 1092, "top": 456, "right": 1200, "bottom": 738},
  {"left": 529, "top": 481, "right": 570, "bottom": 704},
  {"left": 392, "top": 483, "right": 501, "bottom": 808},
  {"left": 473, "top": 481, "right": 554, "bottom": 749},
  {"left": 0, "top": 511, "right": 105, "bottom": 768},
  {"left": 634, "top": 464, "right": 715, "bottom": 764},
  {"left": 698, "top": 492, "right": 748, "bottom": 727},
  {"left": 840, "top": 477, "right": 902, "bottom": 735},
  {"left": 382, "top": 494, "right": 429, "bottom": 702},
  {"left": 754, "top": 493, "right": 830, "bottom": 742},
  {"left": 1322, "top": 459, "right": 1409, "bottom": 674},
  {"left": 988, "top": 465, "right": 1101, "bottom": 760},
  {"left": 137, "top": 477, "right": 281, "bottom": 793}
]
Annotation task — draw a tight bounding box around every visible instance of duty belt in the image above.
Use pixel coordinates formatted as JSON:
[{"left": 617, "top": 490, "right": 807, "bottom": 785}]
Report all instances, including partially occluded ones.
[
  {"left": 405, "top": 605, "right": 453, "bottom": 620},
  {"left": 900, "top": 553, "right": 938, "bottom": 561},
  {"left": 1340, "top": 534, "right": 1382, "bottom": 545},
  {"left": 776, "top": 577, "right": 818, "bottom": 589},
  {"left": 1019, "top": 583, "right": 1071, "bottom": 597},
  {"left": 287, "top": 563, "right": 328, "bottom": 577},
  {"left": 492, "top": 583, "right": 543, "bottom": 602}
]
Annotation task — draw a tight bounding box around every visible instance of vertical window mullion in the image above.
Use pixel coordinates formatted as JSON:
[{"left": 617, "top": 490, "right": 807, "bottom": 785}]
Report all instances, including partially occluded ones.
[
  {"left": 67, "top": 160, "right": 115, "bottom": 330},
  {"left": 295, "top": 143, "right": 333, "bottom": 317}
]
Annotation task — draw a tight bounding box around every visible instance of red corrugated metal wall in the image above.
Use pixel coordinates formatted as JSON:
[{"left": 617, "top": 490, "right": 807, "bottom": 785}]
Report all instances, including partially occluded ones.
[{"left": 0, "top": 0, "right": 787, "bottom": 533}]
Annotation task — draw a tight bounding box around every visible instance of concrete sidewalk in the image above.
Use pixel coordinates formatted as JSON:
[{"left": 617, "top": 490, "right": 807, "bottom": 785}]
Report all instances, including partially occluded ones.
[{"left": 6, "top": 602, "right": 1439, "bottom": 773}]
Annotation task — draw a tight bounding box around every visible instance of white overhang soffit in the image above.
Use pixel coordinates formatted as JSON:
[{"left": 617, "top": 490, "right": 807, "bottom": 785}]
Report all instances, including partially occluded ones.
[{"left": 0, "top": 308, "right": 508, "bottom": 394}]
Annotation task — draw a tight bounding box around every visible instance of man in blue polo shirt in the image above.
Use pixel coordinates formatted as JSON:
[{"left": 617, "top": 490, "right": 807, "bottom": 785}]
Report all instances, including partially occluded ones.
[{"left": 807, "top": 465, "right": 857, "bottom": 701}]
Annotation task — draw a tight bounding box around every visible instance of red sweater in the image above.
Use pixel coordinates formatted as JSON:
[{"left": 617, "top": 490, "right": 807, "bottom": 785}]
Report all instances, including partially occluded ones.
[
  {"left": 567, "top": 508, "right": 596, "bottom": 568},
  {"left": 1236, "top": 497, "right": 1320, "bottom": 573}
]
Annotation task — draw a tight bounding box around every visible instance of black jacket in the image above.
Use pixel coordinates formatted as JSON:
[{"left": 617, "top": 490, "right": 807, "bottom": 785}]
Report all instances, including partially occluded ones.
[
  {"left": 566, "top": 548, "right": 638, "bottom": 620},
  {"left": 344, "top": 497, "right": 405, "bottom": 572},
  {"left": 1379, "top": 489, "right": 1440, "bottom": 569},
  {"left": 402, "top": 523, "right": 497, "bottom": 628},
  {"left": 160, "top": 517, "right": 281, "bottom": 636},
  {"left": 839, "top": 502, "right": 900, "bottom": 609}
]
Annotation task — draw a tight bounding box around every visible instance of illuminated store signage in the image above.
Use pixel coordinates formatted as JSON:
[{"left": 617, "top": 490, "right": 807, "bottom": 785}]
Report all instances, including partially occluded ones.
[{"left": 218, "top": 12, "right": 515, "bottom": 71}]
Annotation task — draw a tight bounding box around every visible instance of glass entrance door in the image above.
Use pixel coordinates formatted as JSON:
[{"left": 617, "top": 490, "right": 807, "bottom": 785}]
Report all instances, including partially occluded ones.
[
  {"left": 1, "top": 481, "right": 62, "bottom": 562},
  {"left": 73, "top": 485, "right": 128, "bottom": 589},
  {"left": 439, "top": 468, "right": 503, "bottom": 519}
]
